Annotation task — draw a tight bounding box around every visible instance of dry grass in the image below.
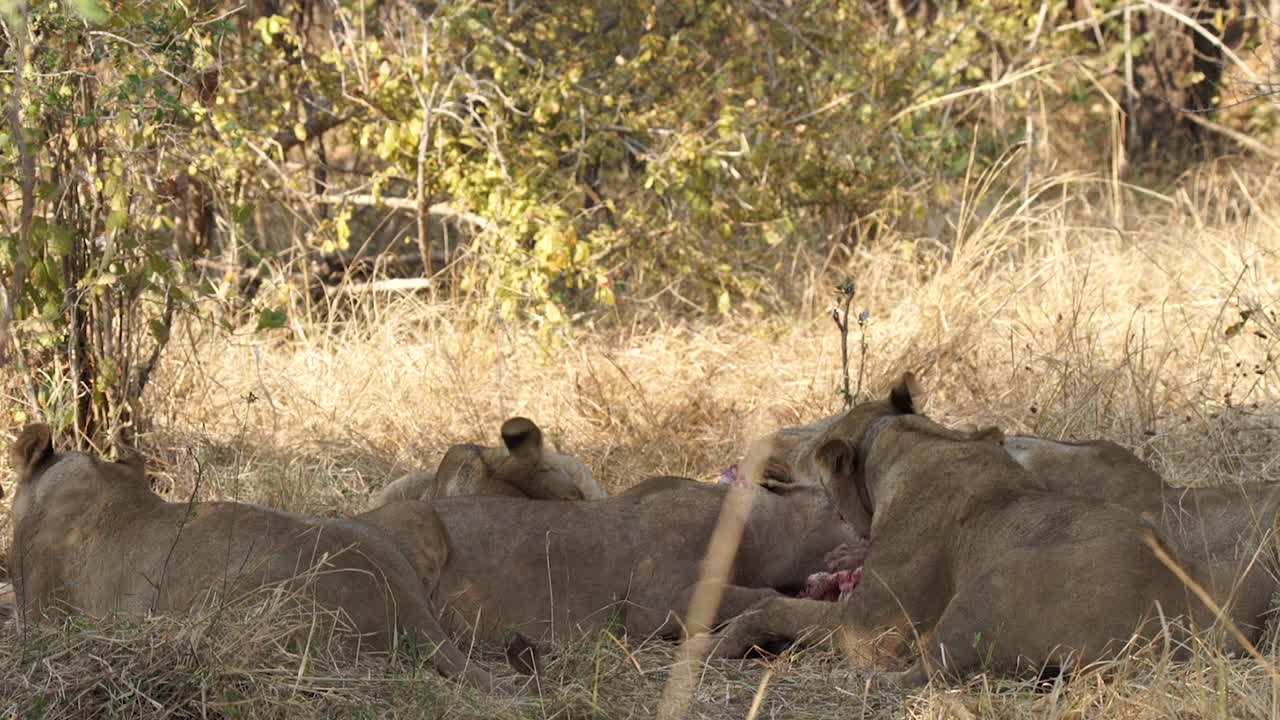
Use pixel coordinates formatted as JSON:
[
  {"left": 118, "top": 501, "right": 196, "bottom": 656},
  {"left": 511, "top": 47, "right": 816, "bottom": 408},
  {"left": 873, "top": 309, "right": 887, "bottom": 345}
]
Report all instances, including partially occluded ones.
[
  {"left": 6, "top": 158, "right": 1280, "bottom": 717},
  {"left": 0, "top": 589, "right": 524, "bottom": 719}
]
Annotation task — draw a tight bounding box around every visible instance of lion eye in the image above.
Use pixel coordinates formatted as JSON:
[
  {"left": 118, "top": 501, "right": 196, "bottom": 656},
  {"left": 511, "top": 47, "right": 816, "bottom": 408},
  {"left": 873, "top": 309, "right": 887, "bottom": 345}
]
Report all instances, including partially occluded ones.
[{"left": 763, "top": 461, "right": 792, "bottom": 485}]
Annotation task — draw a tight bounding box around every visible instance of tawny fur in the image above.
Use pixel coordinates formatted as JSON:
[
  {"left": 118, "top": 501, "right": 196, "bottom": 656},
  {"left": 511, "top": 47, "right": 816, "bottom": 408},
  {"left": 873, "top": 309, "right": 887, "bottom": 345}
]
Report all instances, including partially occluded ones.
[
  {"left": 710, "top": 375, "right": 1220, "bottom": 687},
  {"left": 7, "top": 424, "right": 505, "bottom": 693},
  {"left": 745, "top": 410, "right": 1278, "bottom": 645},
  {"left": 360, "top": 475, "right": 862, "bottom": 643},
  {"left": 1002, "top": 434, "right": 1280, "bottom": 643},
  {"left": 369, "top": 417, "right": 604, "bottom": 508}
]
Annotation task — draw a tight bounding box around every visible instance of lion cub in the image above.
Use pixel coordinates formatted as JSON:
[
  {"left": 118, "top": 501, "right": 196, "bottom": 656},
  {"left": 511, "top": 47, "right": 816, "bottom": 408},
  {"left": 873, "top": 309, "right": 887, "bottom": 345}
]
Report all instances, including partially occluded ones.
[
  {"left": 369, "top": 417, "right": 603, "bottom": 508},
  {"left": 711, "top": 375, "right": 1219, "bottom": 686},
  {"left": 7, "top": 424, "right": 505, "bottom": 693}
]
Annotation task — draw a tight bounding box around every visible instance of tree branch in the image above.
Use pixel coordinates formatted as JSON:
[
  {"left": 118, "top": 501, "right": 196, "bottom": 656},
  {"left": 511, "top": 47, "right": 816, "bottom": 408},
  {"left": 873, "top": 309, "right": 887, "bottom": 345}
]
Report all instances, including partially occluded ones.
[
  {"left": 310, "top": 193, "right": 496, "bottom": 232},
  {"left": 271, "top": 111, "right": 353, "bottom": 155},
  {"left": 1, "top": 8, "right": 34, "bottom": 364}
]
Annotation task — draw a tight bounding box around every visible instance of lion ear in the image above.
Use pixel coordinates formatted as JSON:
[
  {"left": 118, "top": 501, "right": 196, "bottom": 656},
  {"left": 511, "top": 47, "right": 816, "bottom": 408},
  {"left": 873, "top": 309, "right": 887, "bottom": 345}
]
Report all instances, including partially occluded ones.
[
  {"left": 10, "top": 423, "right": 54, "bottom": 474},
  {"left": 500, "top": 417, "right": 544, "bottom": 463},
  {"left": 815, "top": 437, "right": 857, "bottom": 482},
  {"left": 117, "top": 448, "right": 147, "bottom": 478},
  {"left": 889, "top": 372, "right": 924, "bottom": 414}
]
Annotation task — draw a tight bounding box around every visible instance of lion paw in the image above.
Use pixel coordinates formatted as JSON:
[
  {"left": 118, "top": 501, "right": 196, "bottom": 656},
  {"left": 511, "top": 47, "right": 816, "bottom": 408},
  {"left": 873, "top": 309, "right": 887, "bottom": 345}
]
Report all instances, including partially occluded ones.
[
  {"left": 865, "top": 661, "right": 928, "bottom": 690},
  {"left": 708, "top": 615, "right": 773, "bottom": 659},
  {"left": 824, "top": 538, "right": 870, "bottom": 573}
]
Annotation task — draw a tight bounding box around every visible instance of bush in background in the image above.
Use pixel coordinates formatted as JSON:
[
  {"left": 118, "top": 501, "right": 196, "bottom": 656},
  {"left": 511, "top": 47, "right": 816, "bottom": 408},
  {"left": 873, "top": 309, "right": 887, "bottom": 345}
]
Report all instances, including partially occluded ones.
[{"left": 0, "top": 0, "right": 1273, "bottom": 447}]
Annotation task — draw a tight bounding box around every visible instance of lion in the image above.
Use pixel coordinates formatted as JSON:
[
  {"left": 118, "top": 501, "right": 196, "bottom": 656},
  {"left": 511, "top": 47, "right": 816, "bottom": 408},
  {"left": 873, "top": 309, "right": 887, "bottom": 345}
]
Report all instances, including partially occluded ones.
[
  {"left": 723, "top": 416, "right": 869, "bottom": 597},
  {"left": 7, "top": 424, "right": 507, "bottom": 693},
  {"left": 1001, "top": 433, "right": 1280, "bottom": 643},
  {"left": 736, "top": 414, "right": 843, "bottom": 489},
  {"left": 369, "top": 417, "right": 604, "bottom": 508},
  {"left": 743, "top": 408, "right": 1280, "bottom": 650},
  {"left": 358, "top": 467, "right": 867, "bottom": 643},
  {"left": 1000, "top": 435, "right": 1166, "bottom": 508},
  {"left": 709, "top": 375, "right": 1220, "bottom": 686}
]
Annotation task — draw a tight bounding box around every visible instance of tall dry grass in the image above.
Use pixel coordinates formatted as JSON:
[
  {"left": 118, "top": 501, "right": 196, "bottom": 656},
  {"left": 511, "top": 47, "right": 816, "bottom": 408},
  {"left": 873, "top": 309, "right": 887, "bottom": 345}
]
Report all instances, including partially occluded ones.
[{"left": 4, "top": 157, "right": 1280, "bottom": 717}]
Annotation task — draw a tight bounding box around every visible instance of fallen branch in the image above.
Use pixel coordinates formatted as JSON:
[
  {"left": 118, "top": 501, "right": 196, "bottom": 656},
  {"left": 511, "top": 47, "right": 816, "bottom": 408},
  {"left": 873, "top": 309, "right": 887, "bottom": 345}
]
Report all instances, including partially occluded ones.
[
  {"left": 310, "top": 193, "right": 496, "bottom": 232},
  {"left": 323, "top": 278, "right": 435, "bottom": 294},
  {"left": 272, "top": 112, "right": 353, "bottom": 155},
  {"left": 1184, "top": 113, "right": 1280, "bottom": 162}
]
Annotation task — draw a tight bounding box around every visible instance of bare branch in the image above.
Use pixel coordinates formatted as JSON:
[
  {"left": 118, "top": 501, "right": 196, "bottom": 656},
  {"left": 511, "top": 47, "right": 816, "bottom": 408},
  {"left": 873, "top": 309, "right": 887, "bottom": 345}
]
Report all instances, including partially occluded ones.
[
  {"left": 271, "top": 111, "right": 354, "bottom": 155},
  {"left": 1184, "top": 112, "right": 1280, "bottom": 162},
  {"left": 325, "top": 278, "right": 435, "bottom": 294},
  {"left": 310, "top": 193, "right": 497, "bottom": 231},
  {"left": 413, "top": 18, "right": 441, "bottom": 280},
  {"left": 832, "top": 279, "right": 857, "bottom": 409},
  {"left": 134, "top": 286, "right": 178, "bottom": 400},
  {"left": 1, "top": 9, "right": 34, "bottom": 364},
  {"left": 151, "top": 447, "right": 206, "bottom": 613}
]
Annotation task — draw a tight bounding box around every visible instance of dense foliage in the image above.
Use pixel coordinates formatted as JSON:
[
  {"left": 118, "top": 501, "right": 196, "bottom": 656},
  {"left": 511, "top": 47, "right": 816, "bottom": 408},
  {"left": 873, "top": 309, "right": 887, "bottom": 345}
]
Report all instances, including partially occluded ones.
[{"left": 0, "top": 0, "right": 1269, "bottom": 445}]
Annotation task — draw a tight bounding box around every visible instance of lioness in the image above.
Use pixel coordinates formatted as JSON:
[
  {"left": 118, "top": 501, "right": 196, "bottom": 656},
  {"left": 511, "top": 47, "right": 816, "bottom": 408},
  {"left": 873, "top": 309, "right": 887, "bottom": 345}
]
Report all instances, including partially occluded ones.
[
  {"left": 1002, "top": 434, "right": 1280, "bottom": 642},
  {"left": 360, "top": 471, "right": 866, "bottom": 643},
  {"left": 735, "top": 414, "right": 843, "bottom": 489},
  {"left": 752, "top": 413, "right": 1280, "bottom": 647},
  {"left": 1000, "top": 436, "right": 1166, "bottom": 507},
  {"left": 369, "top": 417, "right": 603, "bottom": 508},
  {"left": 709, "top": 375, "right": 1218, "bottom": 686},
  {"left": 7, "top": 424, "right": 505, "bottom": 693}
]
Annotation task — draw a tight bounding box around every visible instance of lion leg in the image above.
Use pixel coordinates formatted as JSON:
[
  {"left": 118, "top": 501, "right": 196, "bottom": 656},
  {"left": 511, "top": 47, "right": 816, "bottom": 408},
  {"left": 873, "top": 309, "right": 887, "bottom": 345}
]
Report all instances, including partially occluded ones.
[
  {"left": 872, "top": 595, "right": 983, "bottom": 688},
  {"left": 679, "top": 582, "right": 786, "bottom": 636},
  {"left": 708, "top": 594, "right": 913, "bottom": 662},
  {"left": 709, "top": 572, "right": 918, "bottom": 664},
  {"left": 634, "top": 583, "right": 784, "bottom": 638},
  {"left": 401, "top": 593, "right": 513, "bottom": 694},
  {"left": 711, "top": 585, "right": 788, "bottom": 627},
  {"left": 708, "top": 596, "right": 843, "bottom": 658}
]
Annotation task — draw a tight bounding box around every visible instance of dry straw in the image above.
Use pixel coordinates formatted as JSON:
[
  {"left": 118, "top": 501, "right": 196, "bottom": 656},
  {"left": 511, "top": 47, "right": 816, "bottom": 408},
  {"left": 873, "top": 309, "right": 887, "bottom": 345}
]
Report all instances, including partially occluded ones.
[{"left": 5, "top": 154, "right": 1280, "bottom": 716}]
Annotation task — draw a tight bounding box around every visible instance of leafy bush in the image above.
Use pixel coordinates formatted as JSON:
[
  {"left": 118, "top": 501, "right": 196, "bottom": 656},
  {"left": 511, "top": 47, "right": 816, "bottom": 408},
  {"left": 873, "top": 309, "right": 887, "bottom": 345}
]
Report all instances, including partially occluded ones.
[
  {"left": 0, "top": 0, "right": 231, "bottom": 445},
  {"left": 0, "top": 0, "right": 1269, "bottom": 445}
]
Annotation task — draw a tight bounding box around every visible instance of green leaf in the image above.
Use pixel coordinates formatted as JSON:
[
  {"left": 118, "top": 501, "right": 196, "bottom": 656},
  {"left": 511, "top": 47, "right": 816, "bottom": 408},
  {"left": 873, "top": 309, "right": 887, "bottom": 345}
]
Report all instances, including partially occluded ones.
[
  {"left": 147, "top": 254, "right": 173, "bottom": 279},
  {"left": 33, "top": 259, "right": 58, "bottom": 293},
  {"left": 335, "top": 208, "right": 352, "bottom": 250},
  {"left": 256, "top": 308, "right": 288, "bottom": 331},
  {"left": 97, "top": 357, "right": 119, "bottom": 391},
  {"left": 149, "top": 319, "right": 170, "bottom": 343},
  {"left": 106, "top": 208, "right": 129, "bottom": 232},
  {"left": 71, "top": 0, "right": 109, "bottom": 24},
  {"left": 46, "top": 224, "right": 74, "bottom": 259}
]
